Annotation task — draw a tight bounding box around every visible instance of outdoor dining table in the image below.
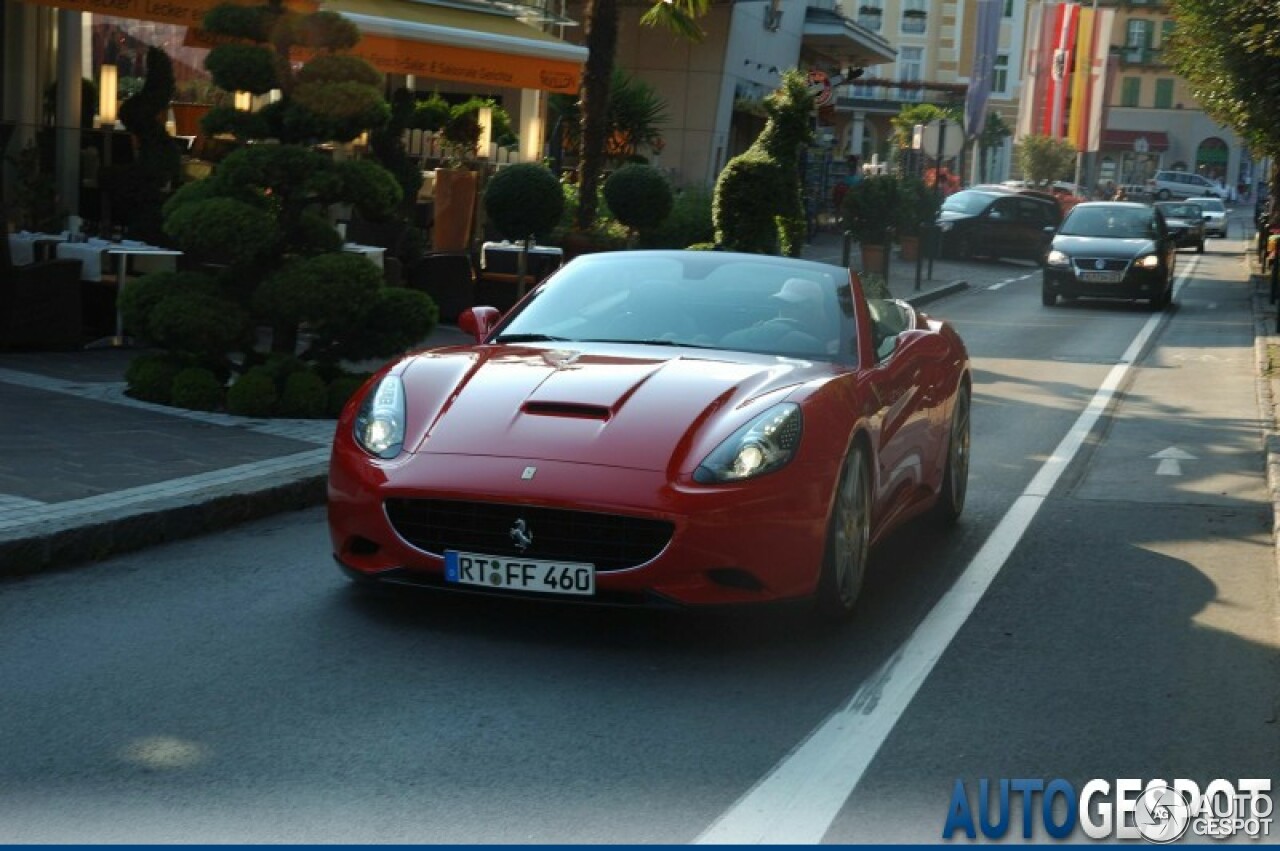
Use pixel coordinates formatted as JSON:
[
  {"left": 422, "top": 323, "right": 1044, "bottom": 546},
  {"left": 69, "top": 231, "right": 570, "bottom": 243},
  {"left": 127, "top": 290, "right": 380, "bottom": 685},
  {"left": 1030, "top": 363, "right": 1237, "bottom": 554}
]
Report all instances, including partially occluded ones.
[
  {"left": 55, "top": 239, "right": 183, "bottom": 348},
  {"left": 342, "top": 242, "right": 386, "bottom": 270},
  {"left": 8, "top": 231, "right": 68, "bottom": 265}
]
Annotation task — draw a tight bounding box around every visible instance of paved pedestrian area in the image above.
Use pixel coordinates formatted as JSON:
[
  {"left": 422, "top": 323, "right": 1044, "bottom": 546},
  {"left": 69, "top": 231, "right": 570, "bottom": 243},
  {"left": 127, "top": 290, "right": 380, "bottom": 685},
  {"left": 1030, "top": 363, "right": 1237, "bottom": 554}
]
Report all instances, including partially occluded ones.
[{"left": 0, "top": 235, "right": 999, "bottom": 575}]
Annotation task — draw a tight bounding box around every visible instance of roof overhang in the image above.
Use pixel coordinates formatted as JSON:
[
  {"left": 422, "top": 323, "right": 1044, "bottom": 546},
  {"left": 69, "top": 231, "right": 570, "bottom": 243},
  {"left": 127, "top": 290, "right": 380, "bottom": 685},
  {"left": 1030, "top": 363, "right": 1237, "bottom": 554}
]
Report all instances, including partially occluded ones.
[
  {"left": 321, "top": 0, "right": 587, "bottom": 92},
  {"left": 801, "top": 7, "right": 896, "bottom": 69}
]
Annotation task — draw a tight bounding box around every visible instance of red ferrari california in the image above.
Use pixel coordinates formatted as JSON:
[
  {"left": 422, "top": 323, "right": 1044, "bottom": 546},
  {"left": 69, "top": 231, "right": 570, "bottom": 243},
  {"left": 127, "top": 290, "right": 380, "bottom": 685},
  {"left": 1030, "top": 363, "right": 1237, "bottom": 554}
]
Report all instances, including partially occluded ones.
[{"left": 328, "top": 250, "right": 970, "bottom": 617}]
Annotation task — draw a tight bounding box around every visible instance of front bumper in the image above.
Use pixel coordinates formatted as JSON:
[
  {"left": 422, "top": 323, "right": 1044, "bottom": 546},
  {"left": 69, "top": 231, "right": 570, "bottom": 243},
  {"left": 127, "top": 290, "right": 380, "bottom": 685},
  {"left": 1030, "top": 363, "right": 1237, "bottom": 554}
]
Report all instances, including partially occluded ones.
[
  {"left": 327, "top": 447, "right": 837, "bottom": 608},
  {"left": 1042, "top": 264, "right": 1168, "bottom": 300}
]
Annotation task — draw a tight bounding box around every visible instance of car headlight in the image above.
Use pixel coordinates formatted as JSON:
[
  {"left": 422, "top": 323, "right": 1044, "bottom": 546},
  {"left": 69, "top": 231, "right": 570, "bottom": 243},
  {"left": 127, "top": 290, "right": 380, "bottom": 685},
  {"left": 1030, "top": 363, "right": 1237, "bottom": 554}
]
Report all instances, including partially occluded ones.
[
  {"left": 354, "top": 374, "right": 406, "bottom": 459},
  {"left": 1046, "top": 249, "right": 1069, "bottom": 266},
  {"left": 1136, "top": 254, "right": 1160, "bottom": 269},
  {"left": 694, "top": 403, "right": 803, "bottom": 483}
]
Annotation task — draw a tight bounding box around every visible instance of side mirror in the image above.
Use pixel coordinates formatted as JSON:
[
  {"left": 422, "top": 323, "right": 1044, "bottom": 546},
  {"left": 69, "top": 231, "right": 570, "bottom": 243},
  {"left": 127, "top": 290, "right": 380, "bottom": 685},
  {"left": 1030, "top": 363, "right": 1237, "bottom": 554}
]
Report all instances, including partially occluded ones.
[{"left": 459, "top": 306, "right": 501, "bottom": 343}]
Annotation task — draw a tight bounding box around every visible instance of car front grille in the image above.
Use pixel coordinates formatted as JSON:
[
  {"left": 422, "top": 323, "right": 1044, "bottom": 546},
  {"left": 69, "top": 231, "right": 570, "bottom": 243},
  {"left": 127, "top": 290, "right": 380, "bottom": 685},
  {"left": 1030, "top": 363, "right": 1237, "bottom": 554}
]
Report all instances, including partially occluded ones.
[
  {"left": 1071, "top": 257, "right": 1130, "bottom": 272},
  {"left": 384, "top": 498, "right": 675, "bottom": 572}
]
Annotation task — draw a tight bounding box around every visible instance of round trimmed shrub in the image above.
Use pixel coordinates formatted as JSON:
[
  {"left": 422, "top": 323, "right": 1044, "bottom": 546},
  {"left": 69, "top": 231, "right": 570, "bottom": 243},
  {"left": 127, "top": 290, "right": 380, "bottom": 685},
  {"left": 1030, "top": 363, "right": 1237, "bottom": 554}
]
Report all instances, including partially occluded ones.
[
  {"left": 295, "top": 54, "right": 381, "bottom": 88},
  {"left": 203, "top": 43, "right": 278, "bottom": 95},
  {"left": 338, "top": 287, "right": 439, "bottom": 360},
  {"left": 484, "top": 163, "right": 565, "bottom": 243},
  {"left": 119, "top": 271, "right": 220, "bottom": 343},
  {"left": 604, "top": 164, "right": 673, "bottom": 234},
  {"left": 170, "top": 367, "right": 224, "bottom": 412},
  {"left": 227, "top": 368, "right": 278, "bottom": 417},
  {"left": 148, "top": 291, "right": 251, "bottom": 360},
  {"left": 336, "top": 158, "right": 403, "bottom": 219},
  {"left": 164, "top": 196, "right": 279, "bottom": 266},
  {"left": 125, "top": 354, "right": 181, "bottom": 404},
  {"left": 254, "top": 253, "right": 383, "bottom": 330},
  {"left": 278, "top": 370, "right": 328, "bottom": 418},
  {"left": 327, "top": 374, "right": 369, "bottom": 417}
]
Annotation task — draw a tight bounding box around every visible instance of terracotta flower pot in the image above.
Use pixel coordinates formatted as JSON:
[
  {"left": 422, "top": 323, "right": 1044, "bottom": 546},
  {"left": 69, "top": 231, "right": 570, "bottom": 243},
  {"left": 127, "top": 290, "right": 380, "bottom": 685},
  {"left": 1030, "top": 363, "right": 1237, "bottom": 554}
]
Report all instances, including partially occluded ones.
[
  {"left": 432, "top": 168, "right": 478, "bottom": 252},
  {"left": 860, "top": 243, "right": 888, "bottom": 276}
]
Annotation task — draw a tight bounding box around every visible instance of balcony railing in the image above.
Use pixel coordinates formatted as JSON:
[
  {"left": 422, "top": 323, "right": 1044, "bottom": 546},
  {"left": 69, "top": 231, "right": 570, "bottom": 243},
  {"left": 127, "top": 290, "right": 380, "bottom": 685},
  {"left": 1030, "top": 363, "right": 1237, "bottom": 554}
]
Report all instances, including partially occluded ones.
[{"left": 1116, "top": 45, "right": 1165, "bottom": 66}]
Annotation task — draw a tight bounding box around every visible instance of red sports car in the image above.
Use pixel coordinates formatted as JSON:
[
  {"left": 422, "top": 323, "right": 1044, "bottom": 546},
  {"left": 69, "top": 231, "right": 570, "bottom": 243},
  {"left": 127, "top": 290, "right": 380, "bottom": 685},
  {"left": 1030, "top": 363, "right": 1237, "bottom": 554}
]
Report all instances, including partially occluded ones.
[{"left": 327, "top": 250, "right": 971, "bottom": 617}]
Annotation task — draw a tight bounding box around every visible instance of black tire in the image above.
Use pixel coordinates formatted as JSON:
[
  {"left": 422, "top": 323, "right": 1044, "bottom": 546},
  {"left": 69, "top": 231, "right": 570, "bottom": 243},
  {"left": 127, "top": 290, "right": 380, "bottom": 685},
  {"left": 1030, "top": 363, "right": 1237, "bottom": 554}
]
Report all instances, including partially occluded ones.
[
  {"left": 931, "top": 383, "right": 970, "bottom": 526},
  {"left": 1150, "top": 283, "right": 1171, "bottom": 310},
  {"left": 1196, "top": 240, "right": 1205, "bottom": 254},
  {"left": 1042, "top": 286, "right": 1057, "bottom": 306},
  {"left": 816, "top": 445, "right": 872, "bottom": 620}
]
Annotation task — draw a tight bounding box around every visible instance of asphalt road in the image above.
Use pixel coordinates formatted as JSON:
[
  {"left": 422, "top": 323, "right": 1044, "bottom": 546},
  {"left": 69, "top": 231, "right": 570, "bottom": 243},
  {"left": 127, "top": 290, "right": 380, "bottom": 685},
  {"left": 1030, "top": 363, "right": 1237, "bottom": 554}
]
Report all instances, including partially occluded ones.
[{"left": 1, "top": 231, "right": 1277, "bottom": 843}]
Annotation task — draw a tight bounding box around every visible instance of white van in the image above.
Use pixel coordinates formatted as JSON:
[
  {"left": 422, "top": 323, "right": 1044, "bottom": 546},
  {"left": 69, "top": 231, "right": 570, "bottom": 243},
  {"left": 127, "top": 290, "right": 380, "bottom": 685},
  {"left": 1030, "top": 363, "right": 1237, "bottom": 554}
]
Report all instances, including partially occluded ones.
[{"left": 1146, "top": 170, "right": 1227, "bottom": 200}]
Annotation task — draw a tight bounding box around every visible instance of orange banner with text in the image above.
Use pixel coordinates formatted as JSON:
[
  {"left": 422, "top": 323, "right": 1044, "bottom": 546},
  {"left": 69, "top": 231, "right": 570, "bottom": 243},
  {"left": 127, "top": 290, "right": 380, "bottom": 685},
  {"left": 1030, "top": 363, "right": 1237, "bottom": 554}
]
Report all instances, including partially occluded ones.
[
  {"left": 353, "top": 32, "right": 579, "bottom": 94},
  {"left": 184, "top": 27, "right": 582, "bottom": 94},
  {"left": 21, "top": 0, "right": 314, "bottom": 29}
]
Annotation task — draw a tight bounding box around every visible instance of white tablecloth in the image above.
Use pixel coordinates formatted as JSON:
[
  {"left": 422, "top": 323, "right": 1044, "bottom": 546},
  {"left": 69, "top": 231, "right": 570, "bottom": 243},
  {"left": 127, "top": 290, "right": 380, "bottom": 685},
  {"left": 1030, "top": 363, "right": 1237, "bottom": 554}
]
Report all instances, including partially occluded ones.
[
  {"left": 8, "top": 232, "right": 67, "bottom": 266},
  {"left": 55, "top": 240, "right": 181, "bottom": 281},
  {"left": 56, "top": 241, "right": 109, "bottom": 281},
  {"left": 343, "top": 242, "right": 385, "bottom": 271}
]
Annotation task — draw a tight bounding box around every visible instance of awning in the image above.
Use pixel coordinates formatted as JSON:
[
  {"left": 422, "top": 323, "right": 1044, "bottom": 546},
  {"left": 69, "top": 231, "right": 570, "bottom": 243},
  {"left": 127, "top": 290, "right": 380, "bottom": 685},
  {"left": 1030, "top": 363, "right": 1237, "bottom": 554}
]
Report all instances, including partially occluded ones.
[
  {"left": 1101, "top": 129, "right": 1170, "bottom": 152},
  {"left": 20, "top": 0, "right": 314, "bottom": 29},
  {"left": 320, "top": 0, "right": 587, "bottom": 93},
  {"left": 802, "top": 7, "right": 896, "bottom": 69}
]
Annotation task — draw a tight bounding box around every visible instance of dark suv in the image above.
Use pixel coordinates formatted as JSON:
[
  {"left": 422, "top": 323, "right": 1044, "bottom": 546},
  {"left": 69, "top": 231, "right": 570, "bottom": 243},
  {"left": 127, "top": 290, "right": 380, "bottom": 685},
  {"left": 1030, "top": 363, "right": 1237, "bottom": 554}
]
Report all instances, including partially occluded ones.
[{"left": 937, "top": 186, "right": 1061, "bottom": 261}]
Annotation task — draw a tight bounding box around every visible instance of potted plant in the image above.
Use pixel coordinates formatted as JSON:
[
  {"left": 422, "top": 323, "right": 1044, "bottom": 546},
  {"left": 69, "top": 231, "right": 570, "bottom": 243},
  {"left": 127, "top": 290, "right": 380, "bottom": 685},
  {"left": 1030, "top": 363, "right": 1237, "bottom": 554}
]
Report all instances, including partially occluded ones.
[
  {"left": 841, "top": 174, "right": 899, "bottom": 274},
  {"left": 895, "top": 176, "right": 941, "bottom": 262}
]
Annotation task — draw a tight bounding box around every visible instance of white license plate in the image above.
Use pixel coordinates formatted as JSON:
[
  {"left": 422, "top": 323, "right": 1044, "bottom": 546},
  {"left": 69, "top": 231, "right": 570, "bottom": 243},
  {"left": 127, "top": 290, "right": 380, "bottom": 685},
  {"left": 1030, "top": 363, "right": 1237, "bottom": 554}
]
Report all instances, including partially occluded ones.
[
  {"left": 444, "top": 550, "right": 595, "bottom": 596},
  {"left": 1080, "top": 270, "right": 1123, "bottom": 283}
]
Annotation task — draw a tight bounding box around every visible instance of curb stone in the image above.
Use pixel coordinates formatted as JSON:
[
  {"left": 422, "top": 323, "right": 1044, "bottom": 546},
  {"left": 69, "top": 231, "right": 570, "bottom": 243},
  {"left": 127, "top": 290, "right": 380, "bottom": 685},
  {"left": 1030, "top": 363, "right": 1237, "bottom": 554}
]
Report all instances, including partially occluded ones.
[
  {"left": 906, "top": 280, "right": 970, "bottom": 307},
  {"left": 0, "top": 458, "right": 328, "bottom": 579},
  {"left": 1247, "top": 265, "right": 1280, "bottom": 592}
]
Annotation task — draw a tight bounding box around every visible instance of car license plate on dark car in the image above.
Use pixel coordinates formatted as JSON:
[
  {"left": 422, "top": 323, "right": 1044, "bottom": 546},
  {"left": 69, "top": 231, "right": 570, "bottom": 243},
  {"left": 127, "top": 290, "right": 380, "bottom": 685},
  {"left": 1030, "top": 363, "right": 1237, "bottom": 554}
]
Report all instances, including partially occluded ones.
[{"left": 1080, "top": 271, "right": 1123, "bottom": 283}]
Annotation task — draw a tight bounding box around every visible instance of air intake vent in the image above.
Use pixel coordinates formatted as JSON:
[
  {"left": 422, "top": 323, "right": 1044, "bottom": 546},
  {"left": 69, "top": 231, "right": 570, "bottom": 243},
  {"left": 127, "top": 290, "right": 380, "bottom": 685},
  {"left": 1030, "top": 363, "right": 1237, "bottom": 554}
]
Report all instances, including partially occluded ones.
[{"left": 523, "top": 401, "right": 611, "bottom": 420}]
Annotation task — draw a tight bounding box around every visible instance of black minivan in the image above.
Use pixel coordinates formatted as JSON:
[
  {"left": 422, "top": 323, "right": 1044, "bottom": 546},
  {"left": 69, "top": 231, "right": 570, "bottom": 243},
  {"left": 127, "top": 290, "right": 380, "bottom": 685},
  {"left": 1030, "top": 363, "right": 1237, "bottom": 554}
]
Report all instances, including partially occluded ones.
[{"left": 937, "top": 186, "right": 1061, "bottom": 261}]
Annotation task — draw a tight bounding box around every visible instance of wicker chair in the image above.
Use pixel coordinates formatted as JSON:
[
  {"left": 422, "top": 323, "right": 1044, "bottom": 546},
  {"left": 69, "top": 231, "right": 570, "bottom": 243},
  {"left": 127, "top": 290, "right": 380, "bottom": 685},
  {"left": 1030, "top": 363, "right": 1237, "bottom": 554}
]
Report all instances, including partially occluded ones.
[
  {"left": 405, "top": 252, "right": 477, "bottom": 324},
  {"left": 1, "top": 207, "right": 85, "bottom": 350}
]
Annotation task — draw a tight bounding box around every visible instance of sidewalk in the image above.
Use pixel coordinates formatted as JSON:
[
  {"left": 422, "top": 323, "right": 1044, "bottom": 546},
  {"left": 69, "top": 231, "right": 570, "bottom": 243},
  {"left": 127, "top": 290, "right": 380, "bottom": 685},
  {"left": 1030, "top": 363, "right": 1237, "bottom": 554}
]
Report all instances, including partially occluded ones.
[{"left": 0, "top": 239, "right": 973, "bottom": 577}]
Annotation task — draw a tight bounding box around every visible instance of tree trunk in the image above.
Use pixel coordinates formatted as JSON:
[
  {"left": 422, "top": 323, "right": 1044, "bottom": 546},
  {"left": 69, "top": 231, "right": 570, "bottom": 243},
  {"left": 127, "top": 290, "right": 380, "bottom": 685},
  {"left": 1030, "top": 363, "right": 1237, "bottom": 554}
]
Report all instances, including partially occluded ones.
[{"left": 575, "top": 0, "right": 618, "bottom": 231}]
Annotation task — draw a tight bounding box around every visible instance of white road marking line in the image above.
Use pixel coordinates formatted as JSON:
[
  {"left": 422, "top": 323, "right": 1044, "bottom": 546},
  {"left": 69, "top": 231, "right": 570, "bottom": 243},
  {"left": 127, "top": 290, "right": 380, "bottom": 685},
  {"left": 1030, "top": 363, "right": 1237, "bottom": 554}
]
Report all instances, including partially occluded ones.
[
  {"left": 988, "top": 272, "right": 1036, "bottom": 291},
  {"left": 696, "top": 260, "right": 1198, "bottom": 846}
]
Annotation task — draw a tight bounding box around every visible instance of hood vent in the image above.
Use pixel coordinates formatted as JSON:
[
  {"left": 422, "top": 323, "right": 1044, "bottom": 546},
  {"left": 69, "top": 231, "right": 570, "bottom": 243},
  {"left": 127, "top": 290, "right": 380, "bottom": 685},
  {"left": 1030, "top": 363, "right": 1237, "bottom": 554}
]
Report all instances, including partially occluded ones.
[{"left": 522, "top": 401, "right": 612, "bottom": 420}]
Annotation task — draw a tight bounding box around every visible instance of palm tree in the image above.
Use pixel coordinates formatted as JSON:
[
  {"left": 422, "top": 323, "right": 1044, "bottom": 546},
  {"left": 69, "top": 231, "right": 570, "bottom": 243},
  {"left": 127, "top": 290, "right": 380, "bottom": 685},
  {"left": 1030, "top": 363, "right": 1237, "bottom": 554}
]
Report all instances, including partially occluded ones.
[{"left": 574, "top": 0, "right": 709, "bottom": 231}]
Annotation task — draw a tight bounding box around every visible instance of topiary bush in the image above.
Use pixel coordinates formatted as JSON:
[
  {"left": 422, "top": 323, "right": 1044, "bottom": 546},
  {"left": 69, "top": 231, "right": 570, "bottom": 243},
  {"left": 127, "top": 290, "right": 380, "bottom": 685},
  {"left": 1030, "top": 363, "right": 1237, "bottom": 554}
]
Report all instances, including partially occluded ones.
[
  {"left": 713, "top": 70, "right": 814, "bottom": 256},
  {"left": 119, "top": 270, "right": 222, "bottom": 342},
  {"left": 641, "top": 186, "right": 713, "bottom": 249},
  {"left": 327, "top": 374, "right": 369, "bottom": 417},
  {"left": 330, "top": 287, "right": 439, "bottom": 361},
  {"left": 278, "top": 370, "right": 328, "bottom": 418},
  {"left": 842, "top": 175, "right": 900, "bottom": 245},
  {"left": 147, "top": 291, "right": 252, "bottom": 363},
  {"left": 484, "top": 163, "right": 565, "bottom": 243},
  {"left": 603, "top": 164, "right": 673, "bottom": 238},
  {"left": 170, "top": 367, "right": 224, "bottom": 412},
  {"left": 125, "top": 354, "right": 182, "bottom": 404},
  {"left": 227, "top": 367, "right": 278, "bottom": 417}
]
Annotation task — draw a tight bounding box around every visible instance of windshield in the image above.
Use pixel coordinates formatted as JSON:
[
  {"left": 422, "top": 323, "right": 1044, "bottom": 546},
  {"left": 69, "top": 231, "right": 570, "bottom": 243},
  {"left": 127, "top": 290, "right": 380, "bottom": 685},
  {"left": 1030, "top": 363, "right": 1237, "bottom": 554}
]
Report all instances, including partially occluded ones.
[
  {"left": 1189, "top": 198, "right": 1225, "bottom": 212},
  {"left": 493, "top": 252, "right": 856, "bottom": 361},
  {"left": 1156, "top": 202, "right": 1202, "bottom": 219},
  {"left": 1058, "top": 206, "right": 1158, "bottom": 239},
  {"left": 940, "top": 190, "right": 998, "bottom": 215}
]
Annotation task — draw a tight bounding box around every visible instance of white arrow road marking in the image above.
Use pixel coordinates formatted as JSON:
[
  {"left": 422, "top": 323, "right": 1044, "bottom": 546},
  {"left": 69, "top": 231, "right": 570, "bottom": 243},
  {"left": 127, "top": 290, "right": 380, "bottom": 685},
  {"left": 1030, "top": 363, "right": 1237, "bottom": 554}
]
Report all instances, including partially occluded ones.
[
  {"left": 1150, "top": 446, "right": 1197, "bottom": 476},
  {"left": 696, "top": 258, "right": 1199, "bottom": 845}
]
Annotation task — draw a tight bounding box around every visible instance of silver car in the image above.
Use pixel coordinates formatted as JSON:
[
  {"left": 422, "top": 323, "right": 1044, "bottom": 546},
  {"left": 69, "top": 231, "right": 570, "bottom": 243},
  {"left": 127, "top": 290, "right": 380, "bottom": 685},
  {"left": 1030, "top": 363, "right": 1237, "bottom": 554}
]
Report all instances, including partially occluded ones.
[{"left": 1187, "top": 197, "right": 1228, "bottom": 238}]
